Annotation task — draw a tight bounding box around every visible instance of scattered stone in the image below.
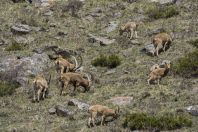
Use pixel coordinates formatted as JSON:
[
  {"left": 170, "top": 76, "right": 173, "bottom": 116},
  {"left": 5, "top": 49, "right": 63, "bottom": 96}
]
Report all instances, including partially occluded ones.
[
  {"left": 0, "top": 53, "right": 53, "bottom": 86},
  {"left": 105, "top": 69, "right": 116, "bottom": 75},
  {"left": 11, "top": 24, "right": 32, "bottom": 34},
  {"left": 55, "top": 105, "right": 74, "bottom": 117},
  {"left": 123, "top": 70, "right": 130, "bottom": 74},
  {"left": 88, "top": 34, "right": 115, "bottom": 46},
  {"left": 68, "top": 99, "right": 90, "bottom": 111},
  {"left": 130, "top": 40, "right": 140, "bottom": 45},
  {"left": 43, "top": 10, "right": 53, "bottom": 16},
  {"left": 48, "top": 107, "right": 56, "bottom": 115},
  {"left": 186, "top": 105, "right": 198, "bottom": 116},
  {"left": 107, "top": 96, "right": 133, "bottom": 106},
  {"left": 105, "top": 21, "right": 118, "bottom": 33},
  {"left": 122, "top": 47, "right": 133, "bottom": 57},
  {"left": 0, "top": 39, "right": 5, "bottom": 46},
  {"left": 140, "top": 44, "right": 155, "bottom": 56},
  {"left": 113, "top": 12, "right": 122, "bottom": 18},
  {"left": 149, "top": 0, "right": 177, "bottom": 5},
  {"left": 14, "top": 36, "right": 34, "bottom": 44}
]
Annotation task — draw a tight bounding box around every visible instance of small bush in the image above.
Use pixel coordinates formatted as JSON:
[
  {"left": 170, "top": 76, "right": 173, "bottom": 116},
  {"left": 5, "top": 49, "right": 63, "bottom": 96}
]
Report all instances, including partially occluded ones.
[
  {"left": 6, "top": 43, "right": 25, "bottom": 51},
  {"left": 146, "top": 4, "right": 179, "bottom": 19},
  {"left": 123, "top": 113, "right": 192, "bottom": 131},
  {"left": 0, "top": 81, "right": 20, "bottom": 97},
  {"left": 173, "top": 50, "right": 198, "bottom": 77},
  {"left": 188, "top": 39, "right": 198, "bottom": 48},
  {"left": 92, "top": 55, "right": 121, "bottom": 68}
]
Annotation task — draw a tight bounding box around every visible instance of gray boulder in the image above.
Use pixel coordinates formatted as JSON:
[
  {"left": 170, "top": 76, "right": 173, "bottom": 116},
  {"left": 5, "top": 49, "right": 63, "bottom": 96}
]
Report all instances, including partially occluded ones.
[
  {"left": 88, "top": 34, "right": 115, "bottom": 46},
  {"left": 105, "top": 21, "right": 118, "bottom": 33},
  {"left": 149, "top": 0, "right": 177, "bottom": 5},
  {"left": 68, "top": 99, "right": 90, "bottom": 111},
  {"left": 11, "top": 24, "right": 32, "bottom": 34},
  {"left": 141, "top": 44, "right": 155, "bottom": 56},
  {"left": 107, "top": 96, "right": 133, "bottom": 106},
  {"left": 55, "top": 105, "right": 74, "bottom": 117},
  {"left": 0, "top": 53, "right": 53, "bottom": 86},
  {"left": 186, "top": 105, "right": 198, "bottom": 116}
]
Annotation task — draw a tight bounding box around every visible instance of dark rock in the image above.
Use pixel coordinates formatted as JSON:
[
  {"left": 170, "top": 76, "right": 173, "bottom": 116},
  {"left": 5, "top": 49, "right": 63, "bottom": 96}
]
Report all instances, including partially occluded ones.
[
  {"left": 0, "top": 39, "right": 5, "bottom": 46},
  {"left": 149, "top": 0, "right": 177, "bottom": 5},
  {"left": 140, "top": 44, "right": 155, "bottom": 56},
  {"left": 68, "top": 99, "right": 90, "bottom": 111},
  {"left": 55, "top": 105, "right": 74, "bottom": 117},
  {"left": 11, "top": 24, "right": 32, "bottom": 34}
]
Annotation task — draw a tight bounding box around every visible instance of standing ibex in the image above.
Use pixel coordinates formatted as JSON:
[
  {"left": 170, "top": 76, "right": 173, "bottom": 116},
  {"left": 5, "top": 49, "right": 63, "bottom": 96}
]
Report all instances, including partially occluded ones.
[
  {"left": 58, "top": 72, "right": 91, "bottom": 95},
  {"left": 33, "top": 74, "right": 51, "bottom": 102},
  {"left": 147, "top": 62, "right": 171, "bottom": 85},
  {"left": 119, "top": 21, "right": 143, "bottom": 39},
  {"left": 150, "top": 64, "right": 160, "bottom": 72},
  {"left": 88, "top": 105, "right": 120, "bottom": 127},
  {"left": 151, "top": 33, "right": 172, "bottom": 56},
  {"left": 55, "top": 55, "right": 82, "bottom": 74}
]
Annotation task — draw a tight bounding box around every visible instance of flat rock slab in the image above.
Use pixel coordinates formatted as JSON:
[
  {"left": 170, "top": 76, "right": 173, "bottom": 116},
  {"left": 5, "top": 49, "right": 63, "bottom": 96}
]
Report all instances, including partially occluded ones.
[
  {"left": 68, "top": 99, "right": 90, "bottom": 111},
  {"left": 55, "top": 105, "right": 74, "bottom": 117},
  {"left": 149, "top": 0, "right": 177, "bottom": 5},
  {"left": 88, "top": 34, "right": 115, "bottom": 46},
  {"left": 11, "top": 24, "right": 32, "bottom": 34},
  {"left": 186, "top": 105, "right": 198, "bottom": 116},
  {"left": 107, "top": 96, "right": 133, "bottom": 106},
  {"left": 141, "top": 44, "right": 155, "bottom": 56}
]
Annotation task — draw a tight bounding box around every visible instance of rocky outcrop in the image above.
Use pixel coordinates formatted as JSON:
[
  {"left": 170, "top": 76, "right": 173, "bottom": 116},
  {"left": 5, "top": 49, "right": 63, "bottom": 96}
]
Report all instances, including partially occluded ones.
[
  {"left": 88, "top": 34, "right": 115, "bottom": 46},
  {"left": 68, "top": 99, "right": 90, "bottom": 111}
]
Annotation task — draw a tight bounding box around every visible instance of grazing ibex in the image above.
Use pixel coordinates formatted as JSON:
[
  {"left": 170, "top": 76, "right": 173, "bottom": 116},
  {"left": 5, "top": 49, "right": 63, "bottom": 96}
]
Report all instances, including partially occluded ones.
[
  {"left": 33, "top": 74, "right": 51, "bottom": 102},
  {"left": 151, "top": 33, "right": 172, "bottom": 56},
  {"left": 119, "top": 21, "right": 143, "bottom": 39},
  {"left": 88, "top": 105, "right": 120, "bottom": 127},
  {"left": 55, "top": 55, "right": 82, "bottom": 74},
  {"left": 147, "top": 62, "right": 171, "bottom": 85},
  {"left": 58, "top": 72, "right": 91, "bottom": 95}
]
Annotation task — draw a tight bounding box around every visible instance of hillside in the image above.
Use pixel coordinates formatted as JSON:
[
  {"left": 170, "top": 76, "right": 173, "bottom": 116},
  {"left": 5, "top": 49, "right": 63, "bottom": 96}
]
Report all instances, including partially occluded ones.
[{"left": 0, "top": 0, "right": 198, "bottom": 131}]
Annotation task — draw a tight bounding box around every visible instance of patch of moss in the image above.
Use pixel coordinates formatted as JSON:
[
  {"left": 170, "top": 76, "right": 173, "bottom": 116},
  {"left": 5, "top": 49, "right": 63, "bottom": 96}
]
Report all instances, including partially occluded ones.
[
  {"left": 123, "top": 113, "right": 192, "bottom": 131},
  {"left": 0, "top": 81, "right": 20, "bottom": 97},
  {"left": 146, "top": 4, "right": 179, "bottom": 19},
  {"left": 173, "top": 50, "right": 198, "bottom": 77},
  {"left": 92, "top": 55, "right": 121, "bottom": 68}
]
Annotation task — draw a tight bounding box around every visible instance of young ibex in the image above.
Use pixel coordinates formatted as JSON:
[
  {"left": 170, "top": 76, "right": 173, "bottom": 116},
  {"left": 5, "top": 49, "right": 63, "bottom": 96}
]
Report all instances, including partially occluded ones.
[
  {"left": 55, "top": 55, "right": 82, "bottom": 74},
  {"left": 88, "top": 105, "right": 120, "bottom": 127},
  {"left": 33, "top": 74, "right": 51, "bottom": 102},
  {"left": 150, "top": 64, "right": 160, "bottom": 72},
  {"left": 58, "top": 72, "right": 91, "bottom": 95},
  {"left": 119, "top": 21, "right": 143, "bottom": 39},
  {"left": 147, "top": 62, "right": 171, "bottom": 85},
  {"left": 151, "top": 33, "right": 172, "bottom": 56}
]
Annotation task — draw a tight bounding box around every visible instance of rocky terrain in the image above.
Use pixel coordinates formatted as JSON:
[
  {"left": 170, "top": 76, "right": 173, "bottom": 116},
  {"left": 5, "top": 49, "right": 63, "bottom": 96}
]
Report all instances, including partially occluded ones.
[{"left": 0, "top": 0, "right": 198, "bottom": 131}]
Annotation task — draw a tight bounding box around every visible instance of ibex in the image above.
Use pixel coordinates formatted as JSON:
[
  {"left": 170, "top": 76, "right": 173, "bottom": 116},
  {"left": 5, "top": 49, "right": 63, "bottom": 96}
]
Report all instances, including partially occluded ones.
[
  {"left": 33, "top": 74, "right": 51, "bottom": 102},
  {"left": 119, "top": 21, "right": 143, "bottom": 39},
  {"left": 150, "top": 64, "right": 160, "bottom": 72},
  {"left": 55, "top": 55, "right": 82, "bottom": 74},
  {"left": 88, "top": 105, "right": 120, "bottom": 127},
  {"left": 151, "top": 33, "right": 172, "bottom": 56},
  {"left": 58, "top": 72, "right": 91, "bottom": 95},
  {"left": 147, "top": 62, "right": 171, "bottom": 85}
]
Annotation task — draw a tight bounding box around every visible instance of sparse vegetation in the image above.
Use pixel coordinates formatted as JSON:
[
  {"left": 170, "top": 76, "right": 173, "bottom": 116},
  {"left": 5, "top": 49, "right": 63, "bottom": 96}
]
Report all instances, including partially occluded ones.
[
  {"left": 62, "top": 0, "right": 83, "bottom": 17},
  {"left": 173, "top": 50, "right": 198, "bottom": 77},
  {"left": 92, "top": 55, "right": 121, "bottom": 68},
  {"left": 188, "top": 39, "right": 198, "bottom": 48},
  {"left": 146, "top": 4, "right": 179, "bottom": 19},
  {"left": 123, "top": 113, "right": 192, "bottom": 131},
  {"left": 6, "top": 43, "right": 25, "bottom": 51},
  {"left": 0, "top": 81, "right": 19, "bottom": 97}
]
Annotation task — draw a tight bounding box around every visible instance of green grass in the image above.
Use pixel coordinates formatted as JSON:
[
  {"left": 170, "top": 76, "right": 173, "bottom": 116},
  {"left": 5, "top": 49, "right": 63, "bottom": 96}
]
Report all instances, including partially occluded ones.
[
  {"left": 188, "top": 39, "right": 198, "bottom": 48},
  {"left": 6, "top": 43, "right": 25, "bottom": 51},
  {"left": 173, "top": 50, "right": 198, "bottom": 77},
  {"left": 92, "top": 55, "right": 121, "bottom": 68},
  {"left": 123, "top": 113, "right": 192, "bottom": 131},
  {"left": 146, "top": 4, "right": 179, "bottom": 19},
  {"left": 0, "top": 81, "right": 20, "bottom": 97}
]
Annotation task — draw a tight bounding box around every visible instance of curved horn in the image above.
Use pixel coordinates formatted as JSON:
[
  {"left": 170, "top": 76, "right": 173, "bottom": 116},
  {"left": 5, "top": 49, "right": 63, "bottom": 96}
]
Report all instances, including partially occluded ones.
[
  {"left": 71, "top": 56, "right": 78, "bottom": 69},
  {"left": 73, "top": 54, "right": 83, "bottom": 71}
]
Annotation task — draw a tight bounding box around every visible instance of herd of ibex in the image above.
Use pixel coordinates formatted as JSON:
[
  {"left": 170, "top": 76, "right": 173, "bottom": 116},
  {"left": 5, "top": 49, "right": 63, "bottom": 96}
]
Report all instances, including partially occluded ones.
[{"left": 32, "top": 21, "right": 172, "bottom": 127}]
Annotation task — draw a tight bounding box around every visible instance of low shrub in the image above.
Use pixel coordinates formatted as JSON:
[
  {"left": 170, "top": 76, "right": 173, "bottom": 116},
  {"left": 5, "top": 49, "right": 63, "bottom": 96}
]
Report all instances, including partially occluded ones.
[
  {"left": 146, "top": 4, "right": 179, "bottom": 19},
  {"left": 173, "top": 50, "right": 198, "bottom": 77},
  {"left": 0, "top": 81, "right": 20, "bottom": 97},
  {"left": 6, "top": 43, "right": 25, "bottom": 51},
  {"left": 188, "top": 39, "right": 198, "bottom": 48},
  {"left": 123, "top": 113, "right": 192, "bottom": 131},
  {"left": 92, "top": 55, "right": 121, "bottom": 68}
]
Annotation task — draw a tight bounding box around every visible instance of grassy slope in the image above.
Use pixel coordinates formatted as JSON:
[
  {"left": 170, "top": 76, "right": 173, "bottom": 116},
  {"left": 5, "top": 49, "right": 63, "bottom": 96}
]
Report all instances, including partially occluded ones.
[{"left": 0, "top": 0, "right": 198, "bottom": 131}]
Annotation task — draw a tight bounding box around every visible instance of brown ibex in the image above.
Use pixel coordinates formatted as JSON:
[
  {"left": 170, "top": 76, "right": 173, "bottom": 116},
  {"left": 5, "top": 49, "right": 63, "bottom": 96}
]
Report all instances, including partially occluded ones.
[
  {"left": 119, "top": 21, "right": 143, "bottom": 39},
  {"left": 88, "top": 105, "right": 120, "bottom": 127},
  {"left": 58, "top": 72, "right": 91, "bottom": 95},
  {"left": 151, "top": 33, "right": 172, "bottom": 56},
  {"left": 33, "top": 74, "right": 51, "bottom": 102},
  {"left": 147, "top": 62, "right": 171, "bottom": 85},
  {"left": 55, "top": 55, "right": 82, "bottom": 74}
]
